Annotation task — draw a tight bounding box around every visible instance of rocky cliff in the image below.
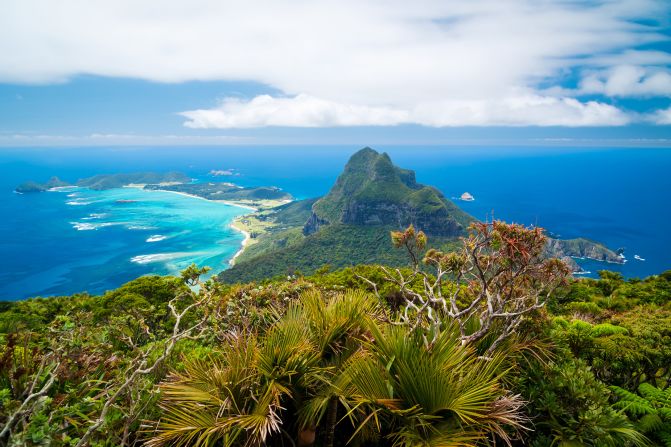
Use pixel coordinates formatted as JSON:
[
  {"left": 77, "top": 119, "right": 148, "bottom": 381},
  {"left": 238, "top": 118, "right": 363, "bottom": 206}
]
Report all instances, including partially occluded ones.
[{"left": 545, "top": 238, "right": 624, "bottom": 265}]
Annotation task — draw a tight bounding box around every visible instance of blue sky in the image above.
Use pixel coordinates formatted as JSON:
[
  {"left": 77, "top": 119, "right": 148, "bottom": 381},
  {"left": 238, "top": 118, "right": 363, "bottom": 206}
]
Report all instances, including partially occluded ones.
[{"left": 1, "top": 0, "right": 670, "bottom": 146}]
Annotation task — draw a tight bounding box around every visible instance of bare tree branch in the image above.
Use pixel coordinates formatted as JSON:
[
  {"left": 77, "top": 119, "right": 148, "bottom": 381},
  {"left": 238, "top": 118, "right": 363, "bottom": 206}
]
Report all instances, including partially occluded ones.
[{"left": 368, "top": 221, "right": 570, "bottom": 351}]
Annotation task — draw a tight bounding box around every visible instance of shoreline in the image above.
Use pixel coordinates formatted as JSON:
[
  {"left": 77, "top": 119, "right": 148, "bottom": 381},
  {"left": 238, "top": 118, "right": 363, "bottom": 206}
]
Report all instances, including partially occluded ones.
[
  {"left": 125, "top": 185, "right": 291, "bottom": 268},
  {"left": 228, "top": 221, "right": 252, "bottom": 266},
  {"left": 126, "top": 185, "right": 259, "bottom": 211},
  {"left": 127, "top": 185, "right": 259, "bottom": 267}
]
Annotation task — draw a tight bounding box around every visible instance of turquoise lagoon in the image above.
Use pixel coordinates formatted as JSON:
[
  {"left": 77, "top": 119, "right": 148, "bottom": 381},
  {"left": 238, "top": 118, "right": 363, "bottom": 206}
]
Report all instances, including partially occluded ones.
[{"left": 1, "top": 184, "right": 245, "bottom": 300}]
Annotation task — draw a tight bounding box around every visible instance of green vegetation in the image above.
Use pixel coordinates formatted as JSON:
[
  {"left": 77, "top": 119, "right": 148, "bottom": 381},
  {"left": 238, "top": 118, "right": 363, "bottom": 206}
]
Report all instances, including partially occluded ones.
[
  {"left": 220, "top": 224, "right": 462, "bottom": 282},
  {"left": 15, "top": 176, "right": 71, "bottom": 193},
  {"left": 78, "top": 172, "right": 190, "bottom": 190},
  {"left": 2, "top": 220, "right": 669, "bottom": 446}
]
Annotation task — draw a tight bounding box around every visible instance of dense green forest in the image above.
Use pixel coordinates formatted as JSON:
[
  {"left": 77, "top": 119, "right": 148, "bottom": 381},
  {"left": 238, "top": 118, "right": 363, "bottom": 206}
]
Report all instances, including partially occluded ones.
[{"left": 2, "top": 222, "right": 670, "bottom": 446}]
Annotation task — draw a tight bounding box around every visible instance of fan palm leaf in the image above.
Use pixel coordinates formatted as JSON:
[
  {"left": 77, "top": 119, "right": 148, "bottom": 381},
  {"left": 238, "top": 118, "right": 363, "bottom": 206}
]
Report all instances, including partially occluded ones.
[{"left": 338, "top": 324, "right": 526, "bottom": 446}]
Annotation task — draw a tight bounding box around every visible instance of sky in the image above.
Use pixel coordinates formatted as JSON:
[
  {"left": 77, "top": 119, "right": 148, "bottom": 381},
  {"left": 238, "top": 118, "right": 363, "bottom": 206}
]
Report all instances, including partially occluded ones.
[{"left": 1, "top": 0, "right": 670, "bottom": 146}]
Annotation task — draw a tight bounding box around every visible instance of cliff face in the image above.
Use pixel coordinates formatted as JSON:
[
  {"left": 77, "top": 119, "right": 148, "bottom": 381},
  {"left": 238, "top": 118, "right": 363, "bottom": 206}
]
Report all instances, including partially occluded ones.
[
  {"left": 306, "top": 148, "right": 473, "bottom": 237},
  {"left": 545, "top": 238, "right": 624, "bottom": 265},
  {"left": 302, "top": 212, "right": 329, "bottom": 236},
  {"left": 339, "top": 199, "right": 464, "bottom": 236}
]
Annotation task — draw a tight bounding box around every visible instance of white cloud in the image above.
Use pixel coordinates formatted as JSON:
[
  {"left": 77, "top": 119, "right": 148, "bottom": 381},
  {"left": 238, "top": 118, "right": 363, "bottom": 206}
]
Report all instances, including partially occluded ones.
[
  {"left": 181, "top": 94, "right": 409, "bottom": 128},
  {"left": 577, "top": 65, "right": 671, "bottom": 97},
  {"left": 411, "top": 95, "right": 631, "bottom": 127},
  {"left": 650, "top": 106, "right": 671, "bottom": 125},
  {"left": 1, "top": 0, "right": 669, "bottom": 127},
  {"left": 182, "top": 93, "right": 630, "bottom": 127}
]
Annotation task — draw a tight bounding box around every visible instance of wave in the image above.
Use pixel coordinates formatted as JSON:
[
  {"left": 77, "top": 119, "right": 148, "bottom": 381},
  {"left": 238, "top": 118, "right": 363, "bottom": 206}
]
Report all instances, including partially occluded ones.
[
  {"left": 130, "top": 252, "right": 200, "bottom": 265},
  {"left": 146, "top": 235, "right": 168, "bottom": 243},
  {"left": 47, "top": 186, "right": 78, "bottom": 192},
  {"left": 126, "top": 225, "right": 157, "bottom": 230},
  {"left": 67, "top": 193, "right": 78, "bottom": 198},
  {"left": 70, "top": 221, "right": 118, "bottom": 231},
  {"left": 66, "top": 200, "right": 92, "bottom": 206},
  {"left": 82, "top": 213, "right": 108, "bottom": 220}
]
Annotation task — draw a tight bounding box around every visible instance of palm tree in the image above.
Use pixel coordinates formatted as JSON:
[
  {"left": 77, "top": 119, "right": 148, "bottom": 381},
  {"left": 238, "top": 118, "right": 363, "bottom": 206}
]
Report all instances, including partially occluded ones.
[
  {"left": 145, "top": 289, "right": 379, "bottom": 447},
  {"left": 336, "top": 324, "right": 527, "bottom": 446}
]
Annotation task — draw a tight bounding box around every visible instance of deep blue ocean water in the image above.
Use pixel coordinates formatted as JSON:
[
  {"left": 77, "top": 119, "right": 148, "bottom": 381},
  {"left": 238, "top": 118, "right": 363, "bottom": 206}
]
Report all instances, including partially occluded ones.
[{"left": 1, "top": 145, "right": 670, "bottom": 300}]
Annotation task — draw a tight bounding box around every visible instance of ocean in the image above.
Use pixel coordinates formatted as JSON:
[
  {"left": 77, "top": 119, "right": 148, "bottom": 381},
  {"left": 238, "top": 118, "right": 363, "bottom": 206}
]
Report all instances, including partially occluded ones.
[{"left": 1, "top": 145, "right": 670, "bottom": 300}]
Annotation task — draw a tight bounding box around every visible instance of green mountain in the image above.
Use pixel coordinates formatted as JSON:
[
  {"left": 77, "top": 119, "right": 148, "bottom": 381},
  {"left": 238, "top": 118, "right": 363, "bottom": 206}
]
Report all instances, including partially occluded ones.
[{"left": 306, "top": 147, "right": 473, "bottom": 236}]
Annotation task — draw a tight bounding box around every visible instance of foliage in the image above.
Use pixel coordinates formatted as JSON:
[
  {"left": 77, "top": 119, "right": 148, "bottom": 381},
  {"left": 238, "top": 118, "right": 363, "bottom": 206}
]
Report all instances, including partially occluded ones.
[
  {"left": 220, "top": 224, "right": 460, "bottom": 283},
  {"left": 146, "top": 289, "right": 380, "bottom": 447},
  {"left": 550, "top": 274, "right": 671, "bottom": 389},
  {"left": 0, "top": 269, "right": 216, "bottom": 447},
  {"left": 610, "top": 384, "right": 671, "bottom": 446},
  {"left": 520, "top": 359, "right": 647, "bottom": 446},
  {"left": 147, "top": 290, "right": 526, "bottom": 447},
  {"left": 338, "top": 324, "right": 526, "bottom": 446},
  {"left": 377, "top": 221, "right": 570, "bottom": 353}
]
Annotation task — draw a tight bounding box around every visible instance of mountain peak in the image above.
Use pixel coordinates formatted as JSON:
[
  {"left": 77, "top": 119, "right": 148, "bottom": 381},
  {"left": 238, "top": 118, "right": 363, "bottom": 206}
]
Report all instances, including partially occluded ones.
[{"left": 305, "top": 147, "right": 473, "bottom": 236}]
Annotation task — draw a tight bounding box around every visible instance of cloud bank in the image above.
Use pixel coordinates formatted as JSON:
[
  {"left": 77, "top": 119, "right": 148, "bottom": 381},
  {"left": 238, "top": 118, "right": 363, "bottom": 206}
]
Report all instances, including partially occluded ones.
[
  {"left": 181, "top": 94, "right": 631, "bottom": 128},
  {"left": 1, "top": 0, "right": 670, "bottom": 127}
]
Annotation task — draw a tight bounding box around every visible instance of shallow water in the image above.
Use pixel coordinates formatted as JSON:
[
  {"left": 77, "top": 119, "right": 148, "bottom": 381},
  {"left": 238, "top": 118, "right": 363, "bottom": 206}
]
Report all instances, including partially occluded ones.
[{"left": 1, "top": 184, "right": 245, "bottom": 299}]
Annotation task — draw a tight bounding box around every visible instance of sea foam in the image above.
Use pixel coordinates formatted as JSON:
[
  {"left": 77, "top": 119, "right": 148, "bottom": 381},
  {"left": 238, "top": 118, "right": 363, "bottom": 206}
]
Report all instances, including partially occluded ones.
[
  {"left": 130, "top": 252, "right": 194, "bottom": 264},
  {"left": 146, "top": 235, "right": 168, "bottom": 242},
  {"left": 70, "top": 222, "right": 117, "bottom": 231},
  {"left": 127, "top": 225, "right": 157, "bottom": 230},
  {"left": 82, "top": 213, "right": 108, "bottom": 220}
]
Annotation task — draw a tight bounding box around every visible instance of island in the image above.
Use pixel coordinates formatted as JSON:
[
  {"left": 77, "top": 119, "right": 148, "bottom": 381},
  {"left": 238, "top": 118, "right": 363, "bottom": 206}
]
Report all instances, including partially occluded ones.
[
  {"left": 460, "top": 192, "right": 475, "bottom": 201},
  {"left": 545, "top": 237, "right": 624, "bottom": 264},
  {"left": 219, "top": 148, "right": 624, "bottom": 283},
  {"left": 77, "top": 172, "right": 190, "bottom": 190},
  {"left": 15, "top": 172, "right": 189, "bottom": 192},
  {"left": 16, "top": 172, "right": 292, "bottom": 211},
  {"left": 15, "top": 176, "right": 71, "bottom": 193}
]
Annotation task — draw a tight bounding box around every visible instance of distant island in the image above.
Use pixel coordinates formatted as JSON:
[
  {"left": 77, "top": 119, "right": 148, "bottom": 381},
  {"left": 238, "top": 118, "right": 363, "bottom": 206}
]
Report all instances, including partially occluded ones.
[
  {"left": 14, "top": 176, "right": 71, "bottom": 193},
  {"left": 15, "top": 171, "right": 293, "bottom": 210},
  {"left": 15, "top": 172, "right": 189, "bottom": 192},
  {"left": 460, "top": 191, "right": 475, "bottom": 201}
]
